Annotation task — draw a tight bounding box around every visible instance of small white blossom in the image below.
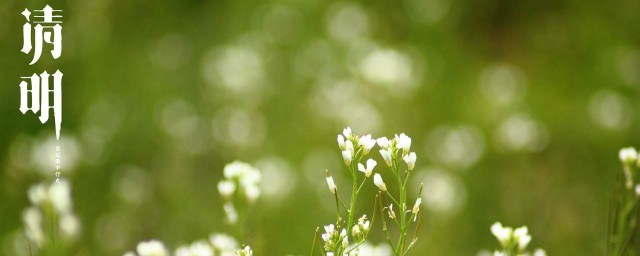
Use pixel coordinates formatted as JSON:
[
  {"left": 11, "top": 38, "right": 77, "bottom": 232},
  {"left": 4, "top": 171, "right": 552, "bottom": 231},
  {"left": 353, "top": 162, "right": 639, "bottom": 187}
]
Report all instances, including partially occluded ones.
[
  {"left": 136, "top": 240, "right": 169, "bottom": 256},
  {"left": 619, "top": 147, "right": 638, "bottom": 164},
  {"left": 218, "top": 180, "right": 236, "bottom": 198},
  {"left": 49, "top": 179, "right": 72, "bottom": 214},
  {"left": 533, "top": 248, "right": 546, "bottom": 256},
  {"left": 357, "top": 159, "right": 377, "bottom": 177},
  {"left": 358, "top": 215, "right": 370, "bottom": 233},
  {"left": 337, "top": 135, "right": 346, "bottom": 150},
  {"left": 379, "top": 149, "right": 393, "bottom": 167},
  {"left": 27, "top": 183, "right": 47, "bottom": 205},
  {"left": 351, "top": 224, "right": 361, "bottom": 237},
  {"left": 490, "top": 222, "right": 512, "bottom": 247},
  {"left": 342, "top": 150, "right": 353, "bottom": 165},
  {"left": 22, "top": 207, "right": 44, "bottom": 246},
  {"left": 359, "top": 134, "right": 376, "bottom": 154},
  {"left": 237, "top": 245, "right": 253, "bottom": 256},
  {"left": 326, "top": 176, "right": 337, "bottom": 194},
  {"left": 403, "top": 152, "right": 417, "bottom": 171},
  {"left": 342, "top": 234, "right": 349, "bottom": 248},
  {"left": 373, "top": 173, "right": 387, "bottom": 191},
  {"left": 395, "top": 133, "right": 412, "bottom": 153},
  {"left": 210, "top": 233, "right": 239, "bottom": 251},
  {"left": 376, "top": 137, "right": 390, "bottom": 148},
  {"left": 343, "top": 127, "right": 353, "bottom": 138},
  {"left": 59, "top": 213, "right": 81, "bottom": 238},
  {"left": 514, "top": 226, "right": 531, "bottom": 250},
  {"left": 244, "top": 185, "right": 260, "bottom": 203}
]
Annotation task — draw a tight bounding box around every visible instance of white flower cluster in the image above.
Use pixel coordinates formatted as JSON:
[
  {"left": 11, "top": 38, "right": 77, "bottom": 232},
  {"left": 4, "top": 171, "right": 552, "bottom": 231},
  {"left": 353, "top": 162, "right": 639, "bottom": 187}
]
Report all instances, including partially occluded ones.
[
  {"left": 350, "top": 215, "right": 370, "bottom": 241},
  {"left": 490, "top": 222, "right": 545, "bottom": 256},
  {"left": 322, "top": 224, "right": 349, "bottom": 254},
  {"left": 333, "top": 128, "right": 418, "bottom": 193},
  {"left": 124, "top": 233, "right": 245, "bottom": 256},
  {"left": 23, "top": 179, "right": 81, "bottom": 247},
  {"left": 338, "top": 127, "right": 377, "bottom": 166},
  {"left": 217, "top": 161, "right": 261, "bottom": 224},
  {"left": 619, "top": 147, "right": 639, "bottom": 165},
  {"left": 375, "top": 133, "right": 417, "bottom": 191}
]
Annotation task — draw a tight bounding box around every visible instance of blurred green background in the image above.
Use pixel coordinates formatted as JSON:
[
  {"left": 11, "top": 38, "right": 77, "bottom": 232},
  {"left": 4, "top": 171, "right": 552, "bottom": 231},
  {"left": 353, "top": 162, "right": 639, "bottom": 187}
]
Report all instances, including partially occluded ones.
[{"left": 1, "top": 0, "right": 640, "bottom": 255}]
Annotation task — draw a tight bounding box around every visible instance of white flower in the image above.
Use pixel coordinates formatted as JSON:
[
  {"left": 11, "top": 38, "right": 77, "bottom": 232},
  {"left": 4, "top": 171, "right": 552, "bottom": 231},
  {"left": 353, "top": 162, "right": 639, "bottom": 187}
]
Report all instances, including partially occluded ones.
[
  {"left": 533, "top": 248, "right": 547, "bottom": 256},
  {"left": 412, "top": 198, "right": 422, "bottom": 214},
  {"left": 223, "top": 161, "right": 246, "bottom": 179},
  {"left": 395, "top": 133, "right": 412, "bottom": 153},
  {"left": 136, "top": 240, "right": 168, "bottom": 256},
  {"left": 357, "top": 159, "right": 377, "bottom": 177},
  {"left": 342, "top": 150, "right": 353, "bottom": 165},
  {"left": 27, "top": 183, "right": 47, "bottom": 205},
  {"left": 490, "top": 222, "right": 513, "bottom": 247},
  {"left": 223, "top": 202, "right": 238, "bottom": 224},
  {"left": 493, "top": 251, "right": 506, "bottom": 256},
  {"left": 376, "top": 137, "right": 390, "bottom": 148},
  {"left": 403, "top": 152, "right": 417, "bottom": 171},
  {"left": 244, "top": 185, "right": 260, "bottom": 202},
  {"left": 217, "top": 180, "right": 236, "bottom": 198},
  {"left": 22, "top": 207, "right": 44, "bottom": 246},
  {"left": 337, "top": 135, "right": 346, "bottom": 150},
  {"left": 379, "top": 149, "right": 393, "bottom": 167},
  {"left": 351, "top": 224, "right": 361, "bottom": 237},
  {"left": 635, "top": 185, "right": 640, "bottom": 196},
  {"left": 237, "top": 245, "right": 253, "bottom": 256},
  {"left": 358, "top": 215, "right": 370, "bottom": 232},
  {"left": 324, "top": 224, "right": 335, "bottom": 234},
  {"left": 514, "top": 226, "right": 531, "bottom": 250},
  {"left": 342, "top": 234, "right": 349, "bottom": 248},
  {"left": 49, "top": 180, "right": 72, "bottom": 214},
  {"left": 188, "top": 240, "right": 214, "bottom": 256},
  {"left": 59, "top": 213, "right": 81, "bottom": 238},
  {"left": 210, "top": 233, "right": 238, "bottom": 251},
  {"left": 373, "top": 173, "right": 387, "bottom": 191},
  {"left": 326, "top": 253, "right": 334, "bottom": 256},
  {"left": 326, "top": 176, "right": 337, "bottom": 194},
  {"left": 619, "top": 147, "right": 638, "bottom": 164},
  {"left": 343, "top": 127, "right": 353, "bottom": 139},
  {"left": 359, "top": 134, "right": 376, "bottom": 153},
  {"left": 345, "top": 140, "right": 354, "bottom": 152}
]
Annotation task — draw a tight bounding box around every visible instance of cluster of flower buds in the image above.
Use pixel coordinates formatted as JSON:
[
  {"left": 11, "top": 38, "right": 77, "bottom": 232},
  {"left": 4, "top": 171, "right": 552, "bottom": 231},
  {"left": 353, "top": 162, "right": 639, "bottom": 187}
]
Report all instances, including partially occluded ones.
[
  {"left": 338, "top": 127, "right": 377, "bottom": 166},
  {"left": 23, "top": 179, "right": 81, "bottom": 248},
  {"left": 217, "top": 161, "right": 261, "bottom": 224},
  {"left": 373, "top": 133, "right": 417, "bottom": 191},
  {"left": 351, "top": 215, "right": 371, "bottom": 241},
  {"left": 322, "top": 224, "right": 349, "bottom": 253},
  {"left": 490, "top": 222, "right": 545, "bottom": 256}
]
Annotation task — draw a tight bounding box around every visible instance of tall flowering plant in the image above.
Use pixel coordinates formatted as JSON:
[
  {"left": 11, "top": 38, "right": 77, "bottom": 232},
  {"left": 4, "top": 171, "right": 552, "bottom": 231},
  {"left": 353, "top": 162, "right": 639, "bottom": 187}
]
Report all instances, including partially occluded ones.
[
  {"left": 607, "top": 147, "right": 640, "bottom": 255},
  {"left": 316, "top": 128, "right": 422, "bottom": 256}
]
